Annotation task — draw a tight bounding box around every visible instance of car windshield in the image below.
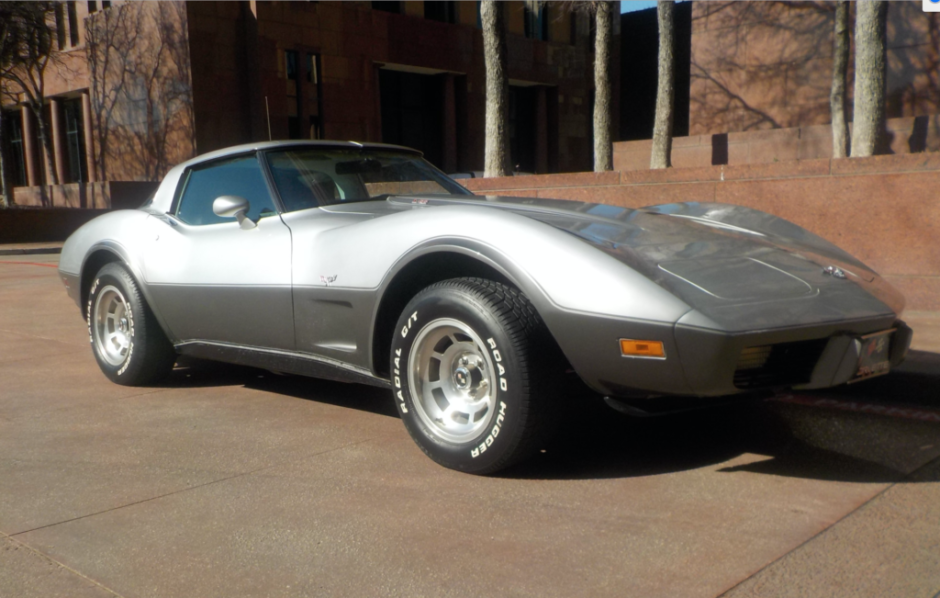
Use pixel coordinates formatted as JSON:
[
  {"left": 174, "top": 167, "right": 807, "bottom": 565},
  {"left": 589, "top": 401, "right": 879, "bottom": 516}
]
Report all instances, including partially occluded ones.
[{"left": 264, "top": 147, "right": 472, "bottom": 212}]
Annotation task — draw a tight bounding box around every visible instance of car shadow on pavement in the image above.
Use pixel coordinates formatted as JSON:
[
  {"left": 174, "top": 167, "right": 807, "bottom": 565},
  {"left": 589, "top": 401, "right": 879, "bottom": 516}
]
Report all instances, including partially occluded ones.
[
  {"left": 502, "top": 397, "right": 940, "bottom": 483},
  {"left": 504, "top": 351, "right": 940, "bottom": 482},
  {"left": 158, "top": 354, "right": 940, "bottom": 483},
  {"left": 162, "top": 356, "right": 400, "bottom": 418}
]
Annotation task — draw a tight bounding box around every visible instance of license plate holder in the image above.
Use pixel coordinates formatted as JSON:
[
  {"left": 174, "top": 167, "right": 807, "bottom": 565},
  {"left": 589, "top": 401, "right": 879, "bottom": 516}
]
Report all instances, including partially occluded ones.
[{"left": 848, "top": 329, "right": 894, "bottom": 384}]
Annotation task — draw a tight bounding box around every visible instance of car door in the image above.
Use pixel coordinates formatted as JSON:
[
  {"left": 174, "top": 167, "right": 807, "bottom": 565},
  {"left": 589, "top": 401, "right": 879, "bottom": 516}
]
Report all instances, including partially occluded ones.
[{"left": 142, "top": 152, "right": 295, "bottom": 350}]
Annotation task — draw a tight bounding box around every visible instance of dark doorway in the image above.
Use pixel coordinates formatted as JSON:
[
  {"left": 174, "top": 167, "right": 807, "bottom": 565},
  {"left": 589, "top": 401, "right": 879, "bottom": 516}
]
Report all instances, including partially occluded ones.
[
  {"left": 509, "top": 86, "right": 536, "bottom": 173},
  {"left": 380, "top": 69, "right": 444, "bottom": 168}
]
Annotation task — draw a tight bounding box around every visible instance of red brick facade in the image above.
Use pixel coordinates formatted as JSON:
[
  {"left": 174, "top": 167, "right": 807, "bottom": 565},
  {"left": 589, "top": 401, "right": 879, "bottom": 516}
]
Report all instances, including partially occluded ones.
[
  {"left": 689, "top": 2, "right": 939, "bottom": 135},
  {"left": 1, "top": 0, "right": 613, "bottom": 208}
]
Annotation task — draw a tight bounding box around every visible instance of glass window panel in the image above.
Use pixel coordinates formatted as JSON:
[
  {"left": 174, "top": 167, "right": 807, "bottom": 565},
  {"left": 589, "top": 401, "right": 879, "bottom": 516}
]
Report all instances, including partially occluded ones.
[
  {"left": 285, "top": 50, "right": 298, "bottom": 80},
  {"left": 176, "top": 155, "right": 277, "bottom": 226},
  {"left": 63, "top": 99, "right": 86, "bottom": 183},
  {"left": 265, "top": 148, "right": 471, "bottom": 212},
  {"left": 306, "top": 53, "right": 318, "bottom": 84},
  {"left": 7, "top": 113, "right": 27, "bottom": 187},
  {"left": 67, "top": 1, "right": 79, "bottom": 46}
]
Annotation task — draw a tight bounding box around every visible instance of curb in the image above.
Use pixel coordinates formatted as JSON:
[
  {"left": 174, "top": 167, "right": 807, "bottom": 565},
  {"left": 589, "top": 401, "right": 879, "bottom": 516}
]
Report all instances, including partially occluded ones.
[{"left": 0, "top": 247, "right": 62, "bottom": 256}]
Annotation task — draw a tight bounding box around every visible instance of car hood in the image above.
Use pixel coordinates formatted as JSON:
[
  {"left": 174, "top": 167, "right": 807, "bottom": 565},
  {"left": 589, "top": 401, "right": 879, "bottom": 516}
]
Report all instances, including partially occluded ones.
[{"left": 325, "top": 194, "right": 904, "bottom": 327}]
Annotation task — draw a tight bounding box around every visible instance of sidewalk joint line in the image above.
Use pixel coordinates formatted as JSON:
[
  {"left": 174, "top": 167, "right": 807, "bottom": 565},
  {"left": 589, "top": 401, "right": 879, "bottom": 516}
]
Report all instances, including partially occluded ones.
[
  {"left": 715, "top": 453, "right": 940, "bottom": 598},
  {"left": 9, "top": 437, "right": 379, "bottom": 539},
  {"left": 0, "top": 529, "right": 127, "bottom": 598}
]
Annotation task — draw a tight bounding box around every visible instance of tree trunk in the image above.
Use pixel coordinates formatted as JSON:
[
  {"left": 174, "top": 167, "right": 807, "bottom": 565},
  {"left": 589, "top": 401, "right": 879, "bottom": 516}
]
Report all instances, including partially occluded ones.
[
  {"left": 650, "top": 0, "right": 675, "bottom": 169},
  {"left": 481, "top": 0, "right": 511, "bottom": 178},
  {"left": 830, "top": 1, "right": 850, "bottom": 159},
  {"left": 850, "top": 1, "right": 888, "bottom": 158},
  {"left": 0, "top": 110, "right": 10, "bottom": 207},
  {"left": 593, "top": 1, "right": 613, "bottom": 172}
]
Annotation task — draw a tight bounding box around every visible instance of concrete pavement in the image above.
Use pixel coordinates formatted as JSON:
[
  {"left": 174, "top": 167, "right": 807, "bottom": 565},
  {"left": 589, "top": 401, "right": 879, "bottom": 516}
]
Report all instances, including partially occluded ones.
[{"left": 1, "top": 254, "right": 938, "bottom": 598}]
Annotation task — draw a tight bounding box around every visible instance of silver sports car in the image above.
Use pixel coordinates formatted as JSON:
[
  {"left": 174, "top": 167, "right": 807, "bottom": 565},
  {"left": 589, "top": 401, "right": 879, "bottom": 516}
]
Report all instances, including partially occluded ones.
[{"left": 59, "top": 140, "right": 913, "bottom": 474}]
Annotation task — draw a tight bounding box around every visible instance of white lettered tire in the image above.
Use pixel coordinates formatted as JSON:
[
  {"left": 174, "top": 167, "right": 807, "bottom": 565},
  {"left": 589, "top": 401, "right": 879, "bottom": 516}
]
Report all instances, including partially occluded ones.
[
  {"left": 391, "top": 278, "right": 561, "bottom": 474},
  {"left": 87, "top": 263, "right": 176, "bottom": 386}
]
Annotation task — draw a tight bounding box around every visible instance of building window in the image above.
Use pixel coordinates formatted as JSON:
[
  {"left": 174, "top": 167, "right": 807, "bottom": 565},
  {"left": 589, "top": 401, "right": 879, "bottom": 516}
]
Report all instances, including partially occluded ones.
[
  {"left": 88, "top": 1, "right": 97, "bottom": 13},
  {"left": 63, "top": 99, "right": 87, "bottom": 183},
  {"left": 306, "top": 53, "right": 317, "bottom": 84},
  {"left": 309, "top": 53, "right": 322, "bottom": 138},
  {"left": 284, "top": 50, "right": 322, "bottom": 140},
  {"left": 371, "top": 1, "right": 401, "bottom": 14},
  {"left": 309, "top": 116, "right": 321, "bottom": 140},
  {"left": 285, "top": 50, "right": 298, "bottom": 81},
  {"left": 102, "top": 0, "right": 111, "bottom": 8},
  {"left": 425, "top": 1, "right": 456, "bottom": 23},
  {"left": 55, "top": 4, "right": 67, "bottom": 50},
  {"left": 67, "top": 1, "right": 79, "bottom": 47},
  {"left": 285, "top": 50, "right": 300, "bottom": 139},
  {"left": 6, "top": 112, "right": 28, "bottom": 187},
  {"left": 524, "top": 3, "right": 547, "bottom": 41}
]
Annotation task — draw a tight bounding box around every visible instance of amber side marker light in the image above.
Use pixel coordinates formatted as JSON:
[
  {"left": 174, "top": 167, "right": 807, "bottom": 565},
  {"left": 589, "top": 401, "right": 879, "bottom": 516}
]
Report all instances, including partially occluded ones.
[{"left": 620, "top": 339, "right": 666, "bottom": 358}]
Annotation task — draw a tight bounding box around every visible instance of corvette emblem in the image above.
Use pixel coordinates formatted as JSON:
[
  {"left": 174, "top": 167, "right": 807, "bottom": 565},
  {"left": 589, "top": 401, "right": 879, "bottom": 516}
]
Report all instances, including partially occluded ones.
[
  {"left": 320, "top": 275, "right": 337, "bottom": 286},
  {"left": 822, "top": 266, "right": 846, "bottom": 279}
]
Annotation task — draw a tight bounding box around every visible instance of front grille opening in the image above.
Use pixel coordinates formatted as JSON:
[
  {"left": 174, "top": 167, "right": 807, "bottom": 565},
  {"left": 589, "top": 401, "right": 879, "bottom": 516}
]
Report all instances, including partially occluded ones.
[{"left": 733, "top": 339, "right": 828, "bottom": 390}]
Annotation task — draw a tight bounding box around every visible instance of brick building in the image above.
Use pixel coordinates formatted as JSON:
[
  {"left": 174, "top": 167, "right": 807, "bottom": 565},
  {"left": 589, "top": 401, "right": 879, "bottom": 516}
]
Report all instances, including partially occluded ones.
[{"left": 0, "top": 0, "right": 617, "bottom": 207}]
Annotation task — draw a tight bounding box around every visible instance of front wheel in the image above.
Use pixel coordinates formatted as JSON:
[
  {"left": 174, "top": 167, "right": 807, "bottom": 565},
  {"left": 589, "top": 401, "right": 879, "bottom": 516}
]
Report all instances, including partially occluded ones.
[
  {"left": 87, "top": 262, "right": 176, "bottom": 386},
  {"left": 391, "top": 278, "right": 561, "bottom": 474}
]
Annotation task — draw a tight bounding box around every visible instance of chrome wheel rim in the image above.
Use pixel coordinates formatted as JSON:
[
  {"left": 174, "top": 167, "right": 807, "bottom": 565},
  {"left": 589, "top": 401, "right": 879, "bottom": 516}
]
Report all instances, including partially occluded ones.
[
  {"left": 408, "top": 318, "right": 498, "bottom": 444},
  {"left": 93, "top": 285, "right": 131, "bottom": 367}
]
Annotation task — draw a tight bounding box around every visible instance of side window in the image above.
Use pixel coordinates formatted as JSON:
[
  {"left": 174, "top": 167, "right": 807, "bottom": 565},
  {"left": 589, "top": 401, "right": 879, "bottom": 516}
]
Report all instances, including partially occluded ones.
[{"left": 176, "top": 155, "right": 277, "bottom": 226}]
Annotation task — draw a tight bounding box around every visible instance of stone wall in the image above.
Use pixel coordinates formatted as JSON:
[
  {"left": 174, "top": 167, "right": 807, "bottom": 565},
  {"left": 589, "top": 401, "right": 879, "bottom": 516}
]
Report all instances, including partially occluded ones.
[
  {"left": 614, "top": 114, "right": 940, "bottom": 171},
  {"left": 461, "top": 153, "right": 940, "bottom": 312},
  {"left": 12, "top": 181, "right": 159, "bottom": 210},
  {"left": 0, "top": 207, "right": 109, "bottom": 244}
]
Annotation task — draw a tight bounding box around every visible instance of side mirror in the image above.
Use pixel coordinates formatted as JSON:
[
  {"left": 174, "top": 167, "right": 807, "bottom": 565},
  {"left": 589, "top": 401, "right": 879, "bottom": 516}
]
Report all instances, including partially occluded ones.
[{"left": 212, "top": 195, "right": 256, "bottom": 230}]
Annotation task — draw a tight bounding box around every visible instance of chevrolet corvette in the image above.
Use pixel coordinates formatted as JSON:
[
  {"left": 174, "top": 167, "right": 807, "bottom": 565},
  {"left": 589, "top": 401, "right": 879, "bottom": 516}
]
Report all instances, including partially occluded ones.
[{"left": 58, "top": 141, "right": 912, "bottom": 473}]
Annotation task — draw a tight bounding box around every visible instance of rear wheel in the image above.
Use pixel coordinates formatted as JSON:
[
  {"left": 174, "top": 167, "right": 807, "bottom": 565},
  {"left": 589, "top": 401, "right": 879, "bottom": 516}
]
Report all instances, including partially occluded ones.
[
  {"left": 391, "top": 278, "right": 561, "bottom": 474},
  {"left": 87, "top": 263, "right": 176, "bottom": 386}
]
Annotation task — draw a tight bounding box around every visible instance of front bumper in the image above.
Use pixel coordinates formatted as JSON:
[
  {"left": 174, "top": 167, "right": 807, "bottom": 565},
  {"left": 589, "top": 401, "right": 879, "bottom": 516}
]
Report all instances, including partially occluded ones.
[
  {"left": 544, "top": 308, "right": 911, "bottom": 399},
  {"left": 674, "top": 316, "right": 911, "bottom": 397}
]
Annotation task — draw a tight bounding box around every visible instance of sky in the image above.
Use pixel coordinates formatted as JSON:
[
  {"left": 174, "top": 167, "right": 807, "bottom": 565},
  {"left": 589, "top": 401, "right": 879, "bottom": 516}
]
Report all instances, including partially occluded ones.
[{"left": 621, "top": 1, "right": 658, "bottom": 13}]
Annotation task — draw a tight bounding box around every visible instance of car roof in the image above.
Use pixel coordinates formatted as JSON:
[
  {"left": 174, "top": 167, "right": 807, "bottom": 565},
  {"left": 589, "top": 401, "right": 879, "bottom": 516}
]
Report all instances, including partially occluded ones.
[{"left": 181, "top": 140, "right": 423, "bottom": 169}]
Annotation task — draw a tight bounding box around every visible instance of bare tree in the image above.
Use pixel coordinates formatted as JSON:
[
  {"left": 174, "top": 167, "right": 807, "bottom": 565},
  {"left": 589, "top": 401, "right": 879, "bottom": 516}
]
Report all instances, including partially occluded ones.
[
  {"left": 830, "top": 1, "right": 850, "bottom": 159},
  {"left": 0, "top": 1, "right": 62, "bottom": 196},
  {"left": 86, "top": 2, "right": 139, "bottom": 182},
  {"left": 589, "top": 1, "right": 615, "bottom": 172},
  {"left": 86, "top": 2, "right": 194, "bottom": 182},
  {"left": 650, "top": 0, "right": 675, "bottom": 169},
  {"left": 850, "top": 1, "right": 888, "bottom": 158},
  {"left": 481, "top": 0, "right": 511, "bottom": 177},
  {"left": 560, "top": 1, "right": 616, "bottom": 171}
]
